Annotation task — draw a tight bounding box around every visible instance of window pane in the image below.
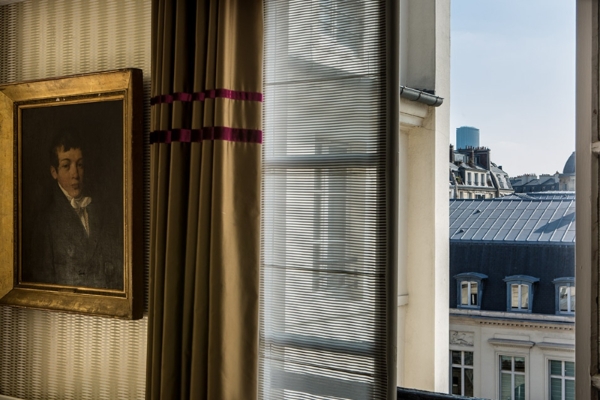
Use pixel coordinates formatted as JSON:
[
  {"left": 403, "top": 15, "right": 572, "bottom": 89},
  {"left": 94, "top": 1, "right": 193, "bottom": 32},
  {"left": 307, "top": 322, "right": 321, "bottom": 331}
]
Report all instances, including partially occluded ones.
[
  {"left": 500, "top": 372, "right": 512, "bottom": 399},
  {"left": 521, "top": 285, "right": 529, "bottom": 309},
  {"left": 565, "top": 361, "right": 575, "bottom": 377},
  {"left": 464, "top": 351, "right": 473, "bottom": 366},
  {"left": 470, "top": 282, "right": 478, "bottom": 306},
  {"left": 451, "top": 367, "right": 462, "bottom": 395},
  {"left": 514, "top": 357, "right": 525, "bottom": 373},
  {"left": 511, "top": 284, "right": 520, "bottom": 308},
  {"left": 461, "top": 282, "right": 468, "bottom": 306},
  {"left": 464, "top": 368, "right": 474, "bottom": 397},
  {"left": 570, "top": 286, "right": 575, "bottom": 311},
  {"left": 452, "top": 351, "right": 462, "bottom": 365},
  {"left": 550, "top": 377, "right": 562, "bottom": 400},
  {"left": 550, "top": 360, "right": 562, "bottom": 376},
  {"left": 501, "top": 356, "right": 512, "bottom": 371},
  {"left": 559, "top": 286, "right": 569, "bottom": 312},
  {"left": 565, "top": 379, "right": 575, "bottom": 400},
  {"left": 514, "top": 374, "right": 525, "bottom": 400}
]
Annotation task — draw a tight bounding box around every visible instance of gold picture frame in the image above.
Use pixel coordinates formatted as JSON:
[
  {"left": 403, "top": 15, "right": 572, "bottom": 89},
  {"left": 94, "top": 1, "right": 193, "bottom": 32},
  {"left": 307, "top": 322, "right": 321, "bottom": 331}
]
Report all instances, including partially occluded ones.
[{"left": 0, "top": 69, "right": 143, "bottom": 319}]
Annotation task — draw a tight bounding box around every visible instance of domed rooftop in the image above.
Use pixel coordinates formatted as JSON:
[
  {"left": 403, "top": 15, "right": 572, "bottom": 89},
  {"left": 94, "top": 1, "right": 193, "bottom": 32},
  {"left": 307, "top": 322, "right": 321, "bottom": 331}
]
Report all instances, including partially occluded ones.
[{"left": 563, "top": 152, "right": 575, "bottom": 174}]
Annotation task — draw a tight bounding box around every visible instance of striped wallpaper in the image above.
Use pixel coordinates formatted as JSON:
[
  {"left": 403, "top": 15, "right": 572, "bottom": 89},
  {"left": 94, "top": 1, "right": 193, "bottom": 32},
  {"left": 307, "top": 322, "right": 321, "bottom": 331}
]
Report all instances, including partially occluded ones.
[{"left": 0, "top": 1, "right": 150, "bottom": 398}]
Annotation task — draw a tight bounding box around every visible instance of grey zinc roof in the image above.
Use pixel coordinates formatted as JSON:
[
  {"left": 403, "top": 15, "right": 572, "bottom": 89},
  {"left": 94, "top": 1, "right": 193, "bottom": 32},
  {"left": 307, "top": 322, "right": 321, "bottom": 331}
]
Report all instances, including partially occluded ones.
[
  {"left": 450, "top": 198, "right": 575, "bottom": 244},
  {"left": 490, "top": 165, "right": 508, "bottom": 175},
  {"left": 526, "top": 191, "right": 575, "bottom": 200},
  {"left": 458, "top": 163, "right": 486, "bottom": 171}
]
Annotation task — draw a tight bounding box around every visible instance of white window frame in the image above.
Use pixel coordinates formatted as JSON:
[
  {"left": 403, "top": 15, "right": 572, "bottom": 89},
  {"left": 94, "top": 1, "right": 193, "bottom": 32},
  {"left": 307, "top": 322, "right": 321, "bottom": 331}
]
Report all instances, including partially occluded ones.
[
  {"left": 548, "top": 359, "right": 575, "bottom": 400},
  {"left": 499, "top": 354, "right": 527, "bottom": 400},
  {"left": 553, "top": 277, "right": 576, "bottom": 315},
  {"left": 450, "top": 350, "right": 474, "bottom": 397},
  {"left": 503, "top": 275, "right": 539, "bottom": 313},
  {"left": 454, "top": 272, "right": 487, "bottom": 309}
]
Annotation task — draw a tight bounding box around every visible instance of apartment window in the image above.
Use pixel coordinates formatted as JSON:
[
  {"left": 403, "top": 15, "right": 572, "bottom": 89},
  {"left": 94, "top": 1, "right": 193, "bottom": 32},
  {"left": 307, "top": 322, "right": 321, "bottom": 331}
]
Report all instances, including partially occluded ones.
[
  {"left": 474, "top": 173, "right": 479, "bottom": 186},
  {"left": 450, "top": 350, "right": 474, "bottom": 396},
  {"left": 467, "top": 172, "right": 472, "bottom": 185},
  {"left": 318, "top": 0, "right": 364, "bottom": 57},
  {"left": 455, "top": 272, "right": 487, "bottom": 309},
  {"left": 497, "top": 174, "right": 505, "bottom": 189},
  {"left": 549, "top": 360, "right": 575, "bottom": 400},
  {"left": 552, "top": 278, "right": 575, "bottom": 314},
  {"left": 500, "top": 356, "right": 526, "bottom": 400},
  {"left": 261, "top": 1, "right": 389, "bottom": 398},
  {"left": 504, "top": 275, "right": 539, "bottom": 312}
]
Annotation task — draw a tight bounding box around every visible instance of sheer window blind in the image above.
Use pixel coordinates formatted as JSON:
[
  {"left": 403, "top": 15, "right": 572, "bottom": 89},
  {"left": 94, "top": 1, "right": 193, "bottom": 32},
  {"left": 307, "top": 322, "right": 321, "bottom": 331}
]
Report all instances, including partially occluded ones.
[{"left": 260, "top": 0, "right": 389, "bottom": 398}]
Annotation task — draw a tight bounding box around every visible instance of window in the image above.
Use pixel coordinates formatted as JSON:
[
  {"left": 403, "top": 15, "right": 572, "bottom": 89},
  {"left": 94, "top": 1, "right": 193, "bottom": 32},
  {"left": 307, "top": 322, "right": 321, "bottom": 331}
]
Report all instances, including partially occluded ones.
[
  {"left": 261, "top": 1, "right": 389, "bottom": 398},
  {"left": 467, "top": 172, "right": 472, "bottom": 185},
  {"left": 455, "top": 272, "right": 487, "bottom": 309},
  {"left": 318, "top": 0, "right": 364, "bottom": 57},
  {"left": 500, "top": 356, "right": 526, "bottom": 400},
  {"left": 553, "top": 277, "right": 575, "bottom": 314},
  {"left": 450, "top": 350, "right": 474, "bottom": 396},
  {"left": 497, "top": 174, "right": 505, "bottom": 189},
  {"left": 549, "top": 360, "right": 575, "bottom": 400},
  {"left": 504, "top": 275, "right": 539, "bottom": 312},
  {"left": 475, "top": 173, "right": 479, "bottom": 185}
]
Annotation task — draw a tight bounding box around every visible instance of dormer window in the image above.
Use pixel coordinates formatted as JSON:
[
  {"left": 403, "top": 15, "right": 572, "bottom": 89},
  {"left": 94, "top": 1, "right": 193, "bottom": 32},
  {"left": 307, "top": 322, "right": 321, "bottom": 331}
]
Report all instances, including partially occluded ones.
[
  {"left": 454, "top": 272, "right": 487, "bottom": 309},
  {"left": 504, "top": 275, "right": 539, "bottom": 313},
  {"left": 553, "top": 277, "right": 575, "bottom": 314}
]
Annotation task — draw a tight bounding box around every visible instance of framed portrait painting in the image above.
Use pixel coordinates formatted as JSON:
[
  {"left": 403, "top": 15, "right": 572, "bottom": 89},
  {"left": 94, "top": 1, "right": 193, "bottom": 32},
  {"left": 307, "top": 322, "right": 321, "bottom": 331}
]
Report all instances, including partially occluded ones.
[{"left": 0, "top": 69, "right": 143, "bottom": 319}]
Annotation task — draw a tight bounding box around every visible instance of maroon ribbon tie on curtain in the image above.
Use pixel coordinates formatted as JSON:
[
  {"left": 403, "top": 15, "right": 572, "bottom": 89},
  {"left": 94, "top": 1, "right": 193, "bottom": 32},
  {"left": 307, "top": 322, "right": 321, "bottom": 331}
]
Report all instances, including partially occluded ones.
[
  {"left": 150, "top": 127, "right": 262, "bottom": 144},
  {"left": 150, "top": 88, "right": 263, "bottom": 144}
]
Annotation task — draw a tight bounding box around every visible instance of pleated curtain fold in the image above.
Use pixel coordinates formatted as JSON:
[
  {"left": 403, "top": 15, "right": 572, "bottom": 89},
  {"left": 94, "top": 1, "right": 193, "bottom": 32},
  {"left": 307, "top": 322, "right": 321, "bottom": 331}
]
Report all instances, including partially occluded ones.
[{"left": 146, "top": 1, "right": 263, "bottom": 399}]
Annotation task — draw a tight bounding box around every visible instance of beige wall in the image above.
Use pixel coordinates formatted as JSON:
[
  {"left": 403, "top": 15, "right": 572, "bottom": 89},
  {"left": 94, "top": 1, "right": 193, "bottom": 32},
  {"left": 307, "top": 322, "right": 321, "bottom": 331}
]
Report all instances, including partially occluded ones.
[{"left": 0, "top": 1, "right": 150, "bottom": 398}]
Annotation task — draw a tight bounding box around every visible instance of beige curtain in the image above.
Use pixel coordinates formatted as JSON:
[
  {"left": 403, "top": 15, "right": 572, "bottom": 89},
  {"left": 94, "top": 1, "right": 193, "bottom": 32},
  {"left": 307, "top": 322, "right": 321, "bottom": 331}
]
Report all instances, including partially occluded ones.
[{"left": 146, "top": 1, "right": 262, "bottom": 399}]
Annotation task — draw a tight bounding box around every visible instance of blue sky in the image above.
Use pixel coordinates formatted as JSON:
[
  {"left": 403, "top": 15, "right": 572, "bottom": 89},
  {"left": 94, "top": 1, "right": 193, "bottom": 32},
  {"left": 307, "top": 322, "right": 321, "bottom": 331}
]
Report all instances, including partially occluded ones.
[{"left": 451, "top": 0, "right": 576, "bottom": 177}]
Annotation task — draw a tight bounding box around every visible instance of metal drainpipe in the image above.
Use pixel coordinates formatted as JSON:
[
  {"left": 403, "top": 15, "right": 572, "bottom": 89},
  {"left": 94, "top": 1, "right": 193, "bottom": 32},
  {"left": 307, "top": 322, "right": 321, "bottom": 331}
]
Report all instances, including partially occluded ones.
[{"left": 399, "top": 85, "right": 444, "bottom": 107}]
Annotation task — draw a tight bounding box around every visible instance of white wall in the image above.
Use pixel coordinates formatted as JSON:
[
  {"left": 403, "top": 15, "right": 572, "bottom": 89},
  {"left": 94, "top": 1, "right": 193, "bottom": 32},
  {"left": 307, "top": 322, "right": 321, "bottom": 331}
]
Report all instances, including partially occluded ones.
[
  {"left": 397, "top": 0, "right": 451, "bottom": 392},
  {"left": 451, "top": 313, "right": 575, "bottom": 399}
]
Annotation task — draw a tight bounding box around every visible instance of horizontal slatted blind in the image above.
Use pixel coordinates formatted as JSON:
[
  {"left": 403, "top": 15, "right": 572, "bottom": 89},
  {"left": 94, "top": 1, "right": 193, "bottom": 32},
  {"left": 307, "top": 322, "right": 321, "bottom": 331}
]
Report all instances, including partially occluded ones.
[
  {"left": 260, "top": 0, "right": 388, "bottom": 399},
  {"left": 0, "top": 1, "right": 150, "bottom": 398}
]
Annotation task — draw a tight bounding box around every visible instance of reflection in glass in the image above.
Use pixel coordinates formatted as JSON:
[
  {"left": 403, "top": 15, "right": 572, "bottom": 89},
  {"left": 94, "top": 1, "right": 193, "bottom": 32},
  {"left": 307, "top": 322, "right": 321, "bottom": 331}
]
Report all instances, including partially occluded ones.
[
  {"left": 464, "top": 368, "right": 474, "bottom": 397},
  {"left": 559, "top": 285, "right": 575, "bottom": 312},
  {"left": 511, "top": 284, "right": 520, "bottom": 309},
  {"left": 501, "top": 356, "right": 512, "bottom": 371},
  {"left": 464, "top": 351, "right": 473, "bottom": 366},
  {"left": 520, "top": 286, "right": 529, "bottom": 309},
  {"left": 461, "top": 282, "right": 468, "bottom": 306},
  {"left": 550, "top": 377, "right": 561, "bottom": 400},
  {"left": 514, "top": 357, "right": 525, "bottom": 373},
  {"left": 565, "top": 361, "right": 575, "bottom": 377},
  {"left": 550, "top": 360, "right": 562, "bottom": 375},
  {"left": 470, "top": 282, "right": 478, "bottom": 306},
  {"left": 452, "top": 351, "right": 461, "bottom": 365},
  {"left": 565, "top": 379, "right": 575, "bottom": 400},
  {"left": 514, "top": 374, "right": 525, "bottom": 400},
  {"left": 500, "top": 372, "right": 511, "bottom": 399},
  {"left": 451, "top": 367, "right": 461, "bottom": 395}
]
